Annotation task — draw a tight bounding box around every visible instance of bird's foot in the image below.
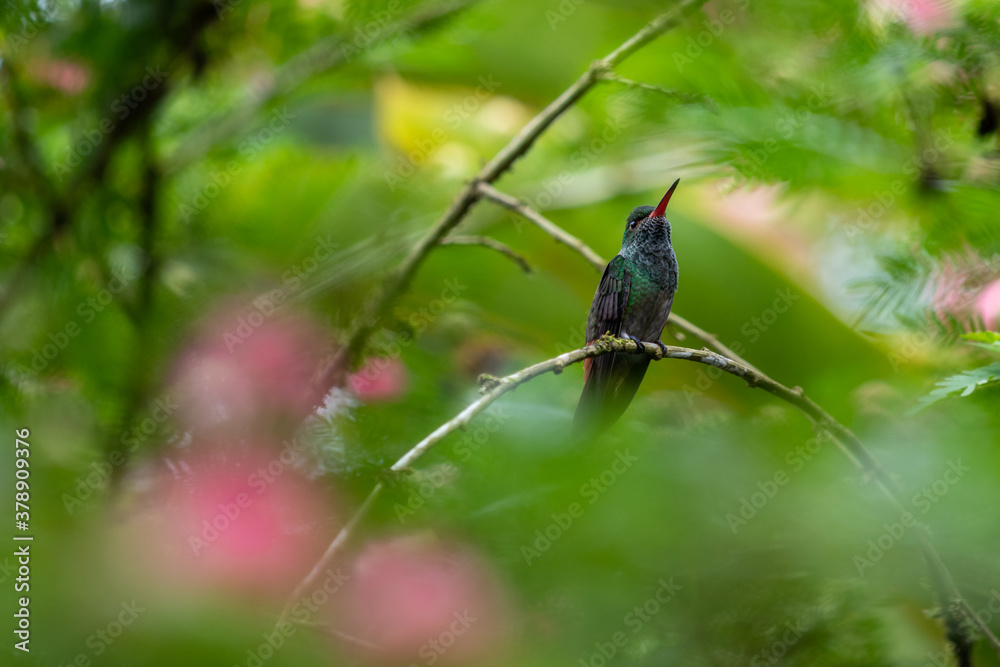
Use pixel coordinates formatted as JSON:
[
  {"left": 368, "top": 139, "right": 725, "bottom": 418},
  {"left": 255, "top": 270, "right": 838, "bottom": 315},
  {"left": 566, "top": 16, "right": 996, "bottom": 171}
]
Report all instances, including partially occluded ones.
[
  {"left": 620, "top": 332, "right": 641, "bottom": 346},
  {"left": 619, "top": 333, "right": 666, "bottom": 356}
]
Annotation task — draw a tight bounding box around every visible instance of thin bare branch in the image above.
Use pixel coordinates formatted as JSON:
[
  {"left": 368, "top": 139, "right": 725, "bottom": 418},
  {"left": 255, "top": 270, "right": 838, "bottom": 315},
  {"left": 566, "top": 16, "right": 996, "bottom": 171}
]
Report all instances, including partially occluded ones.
[
  {"left": 961, "top": 597, "right": 1000, "bottom": 656},
  {"left": 476, "top": 182, "right": 605, "bottom": 270},
  {"left": 441, "top": 234, "right": 532, "bottom": 273},
  {"left": 276, "top": 482, "right": 384, "bottom": 627},
  {"left": 597, "top": 71, "right": 717, "bottom": 111}
]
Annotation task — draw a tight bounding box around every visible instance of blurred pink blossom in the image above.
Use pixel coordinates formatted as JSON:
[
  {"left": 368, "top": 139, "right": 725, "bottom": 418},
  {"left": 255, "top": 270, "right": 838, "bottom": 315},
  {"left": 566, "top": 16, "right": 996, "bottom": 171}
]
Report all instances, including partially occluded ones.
[
  {"left": 334, "top": 536, "right": 510, "bottom": 664},
  {"left": 714, "top": 184, "right": 785, "bottom": 228},
  {"left": 348, "top": 357, "right": 408, "bottom": 402},
  {"left": 29, "top": 59, "right": 89, "bottom": 94},
  {"left": 171, "top": 305, "right": 327, "bottom": 432},
  {"left": 703, "top": 183, "right": 814, "bottom": 278},
  {"left": 122, "top": 443, "right": 332, "bottom": 599},
  {"left": 927, "top": 252, "right": 1000, "bottom": 332},
  {"left": 873, "top": 0, "right": 957, "bottom": 36},
  {"left": 977, "top": 280, "right": 1000, "bottom": 331}
]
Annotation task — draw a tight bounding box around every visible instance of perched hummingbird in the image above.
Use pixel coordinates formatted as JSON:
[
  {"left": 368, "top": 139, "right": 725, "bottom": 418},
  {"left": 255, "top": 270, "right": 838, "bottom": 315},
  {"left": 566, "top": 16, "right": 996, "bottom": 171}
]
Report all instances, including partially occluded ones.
[{"left": 573, "top": 179, "right": 680, "bottom": 434}]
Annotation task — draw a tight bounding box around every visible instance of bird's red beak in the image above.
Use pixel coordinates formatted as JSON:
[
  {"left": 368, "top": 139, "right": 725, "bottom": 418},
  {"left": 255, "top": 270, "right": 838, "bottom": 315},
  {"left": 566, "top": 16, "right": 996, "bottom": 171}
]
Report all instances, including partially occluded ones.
[{"left": 651, "top": 178, "right": 681, "bottom": 219}]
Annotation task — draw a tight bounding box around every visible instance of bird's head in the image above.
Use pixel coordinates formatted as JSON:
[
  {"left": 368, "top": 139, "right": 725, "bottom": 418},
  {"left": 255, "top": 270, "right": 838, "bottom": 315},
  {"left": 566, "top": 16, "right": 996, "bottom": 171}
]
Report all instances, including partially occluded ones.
[{"left": 621, "top": 178, "right": 680, "bottom": 252}]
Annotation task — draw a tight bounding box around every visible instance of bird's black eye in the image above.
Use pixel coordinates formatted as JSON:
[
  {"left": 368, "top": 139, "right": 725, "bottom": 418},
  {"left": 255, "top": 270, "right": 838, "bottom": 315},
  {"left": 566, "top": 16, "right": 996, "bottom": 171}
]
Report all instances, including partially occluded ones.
[{"left": 628, "top": 219, "right": 639, "bottom": 230}]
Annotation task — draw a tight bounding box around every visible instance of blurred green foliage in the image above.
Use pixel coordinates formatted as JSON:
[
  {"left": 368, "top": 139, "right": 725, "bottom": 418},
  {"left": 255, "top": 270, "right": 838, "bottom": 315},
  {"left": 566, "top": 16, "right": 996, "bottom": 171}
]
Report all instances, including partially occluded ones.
[{"left": 3, "top": 0, "right": 1000, "bottom": 665}]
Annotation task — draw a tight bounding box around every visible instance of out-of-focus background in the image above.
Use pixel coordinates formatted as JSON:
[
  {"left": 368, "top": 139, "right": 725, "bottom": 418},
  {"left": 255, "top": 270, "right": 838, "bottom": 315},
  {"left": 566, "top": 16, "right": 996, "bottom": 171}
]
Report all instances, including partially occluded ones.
[{"left": 3, "top": 0, "right": 1000, "bottom": 664}]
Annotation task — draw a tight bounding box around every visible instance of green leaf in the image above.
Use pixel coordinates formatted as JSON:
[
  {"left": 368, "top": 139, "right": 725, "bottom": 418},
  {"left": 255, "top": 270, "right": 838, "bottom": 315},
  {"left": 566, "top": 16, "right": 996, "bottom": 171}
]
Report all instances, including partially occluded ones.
[
  {"left": 962, "top": 331, "right": 1000, "bottom": 354},
  {"left": 911, "top": 362, "right": 1000, "bottom": 413}
]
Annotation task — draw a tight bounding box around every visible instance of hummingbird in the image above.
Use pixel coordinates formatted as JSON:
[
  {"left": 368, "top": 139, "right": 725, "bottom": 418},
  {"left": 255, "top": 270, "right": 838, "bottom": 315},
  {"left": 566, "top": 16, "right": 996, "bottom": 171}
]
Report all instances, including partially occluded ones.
[{"left": 573, "top": 179, "right": 680, "bottom": 434}]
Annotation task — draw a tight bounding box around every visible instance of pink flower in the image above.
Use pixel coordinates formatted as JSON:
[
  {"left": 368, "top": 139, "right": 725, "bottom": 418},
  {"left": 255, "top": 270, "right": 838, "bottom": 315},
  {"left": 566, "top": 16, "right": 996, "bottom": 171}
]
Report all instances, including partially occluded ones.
[
  {"left": 120, "top": 442, "right": 333, "bottom": 600},
  {"left": 29, "top": 59, "right": 89, "bottom": 94},
  {"left": 903, "top": 0, "right": 956, "bottom": 35},
  {"left": 927, "top": 252, "right": 999, "bottom": 333},
  {"left": 333, "top": 536, "right": 510, "bottom": 664},
  {"left": 171, "top": 304, "right": 327, "bottom": 432},
  {"left": 977, "top": 280, "right": 1000, "bottom": 331},
  {"left": 348, "top": 357, "right": 408, "bottom": 402},
  {"left": 873, "top": 0, "right": 957, "bottom": 36}
]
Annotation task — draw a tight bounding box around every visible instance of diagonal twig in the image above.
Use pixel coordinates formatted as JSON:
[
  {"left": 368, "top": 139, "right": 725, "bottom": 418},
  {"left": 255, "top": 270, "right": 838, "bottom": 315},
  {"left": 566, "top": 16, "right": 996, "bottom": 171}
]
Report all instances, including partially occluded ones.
[
  {"left": 277, "top": 482, "right": 384, "bottom": 627},
  {"left": 441, "top": 235, "right": 532, "bottom": 273},
  {"left": 596, "top": 71, "right": 717, "bottom": 111},
  {"left": 476, "top": 181, "right": 606, "bottom": 270},
  {"left": 961, "top": 597, "right": 1000, "bottom": 656}
]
